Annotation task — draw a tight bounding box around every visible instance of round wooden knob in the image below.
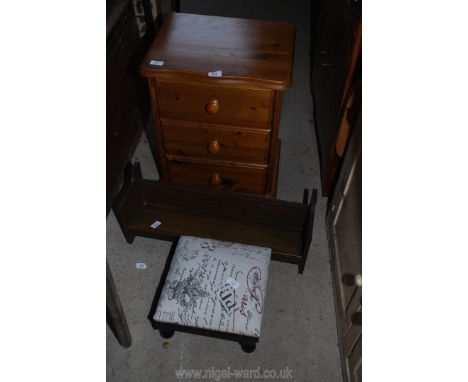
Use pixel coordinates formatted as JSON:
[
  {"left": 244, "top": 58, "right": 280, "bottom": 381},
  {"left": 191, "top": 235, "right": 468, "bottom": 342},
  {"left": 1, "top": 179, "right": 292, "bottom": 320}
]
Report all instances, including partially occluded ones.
[
  {"left": 210, "top": 173, "right": 222, "bottom": 186},
  {"left": 207, "top": 140, "right": 221, "bottom": 154},
  {"left": 206, "top": 98, "right": 220, "bottom": 114}
]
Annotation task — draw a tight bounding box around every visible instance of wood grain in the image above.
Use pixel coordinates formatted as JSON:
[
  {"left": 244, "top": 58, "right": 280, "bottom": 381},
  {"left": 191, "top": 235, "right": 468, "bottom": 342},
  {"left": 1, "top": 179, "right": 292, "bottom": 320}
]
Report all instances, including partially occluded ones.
[
  {"left": 156, "top": 80, "right": 273, "bottom": 128},
  {"left": 140, "top": 13, "right": 294, "bottom": 196},
  {"left": 113, "top": 162, "right": 319, "bottom": 273},
  {"left": 140, "top": 13, "right": 295, "bottom": 90},
  {"left": 166, "top": 157, "right": 267, "bottom": 194},
  {"left": 161, "top": 119, "right": 270, "bottom": 164}
]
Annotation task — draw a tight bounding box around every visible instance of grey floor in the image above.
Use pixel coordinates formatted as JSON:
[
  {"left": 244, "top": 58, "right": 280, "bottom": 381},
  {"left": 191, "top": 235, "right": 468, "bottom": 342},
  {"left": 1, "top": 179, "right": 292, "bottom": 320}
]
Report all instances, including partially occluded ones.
[{"left": 106, "top": 0, "right": 343, "bottom": 380}]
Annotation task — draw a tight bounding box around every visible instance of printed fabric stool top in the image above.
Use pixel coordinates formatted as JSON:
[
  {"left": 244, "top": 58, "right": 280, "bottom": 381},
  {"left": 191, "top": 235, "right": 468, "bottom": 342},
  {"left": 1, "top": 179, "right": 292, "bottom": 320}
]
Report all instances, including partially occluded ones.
[{"left": 154, "top": 236, "right": 272, "bottom": 338}]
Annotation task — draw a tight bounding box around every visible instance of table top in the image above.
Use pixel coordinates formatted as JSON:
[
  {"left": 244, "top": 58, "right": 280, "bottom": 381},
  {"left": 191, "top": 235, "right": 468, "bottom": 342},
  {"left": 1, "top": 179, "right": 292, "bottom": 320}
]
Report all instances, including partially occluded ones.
[{"left": 140, "top": 13, "right": 295, "bottom": 90}]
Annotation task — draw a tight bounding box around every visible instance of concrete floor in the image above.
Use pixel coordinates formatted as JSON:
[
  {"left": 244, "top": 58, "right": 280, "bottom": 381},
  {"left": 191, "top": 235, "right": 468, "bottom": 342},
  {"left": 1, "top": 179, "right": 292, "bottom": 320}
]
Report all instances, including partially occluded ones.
[{"left": 106, "top": 0, "right": 343, "bottom": 380}]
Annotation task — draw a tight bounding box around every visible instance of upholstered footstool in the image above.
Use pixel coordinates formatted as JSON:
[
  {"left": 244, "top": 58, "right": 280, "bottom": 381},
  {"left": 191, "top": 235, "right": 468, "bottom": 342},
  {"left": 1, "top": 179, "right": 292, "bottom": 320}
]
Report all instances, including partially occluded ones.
[{"left": 151, "top": 236, "right": 271, "bottom": 353}]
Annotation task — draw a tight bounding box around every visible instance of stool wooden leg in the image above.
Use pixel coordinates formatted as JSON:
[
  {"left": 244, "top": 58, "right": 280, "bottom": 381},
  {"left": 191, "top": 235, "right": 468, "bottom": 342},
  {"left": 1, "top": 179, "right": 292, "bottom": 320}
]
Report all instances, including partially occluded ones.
[
  {"left": 298, "top": 262, "right": 305, "bottom": 274},
  {"left": 159, "top": 329, "right": 175, "bottom": 339},
  {"left": 240, "top": 342, "right": 256, "bottom": 353}
]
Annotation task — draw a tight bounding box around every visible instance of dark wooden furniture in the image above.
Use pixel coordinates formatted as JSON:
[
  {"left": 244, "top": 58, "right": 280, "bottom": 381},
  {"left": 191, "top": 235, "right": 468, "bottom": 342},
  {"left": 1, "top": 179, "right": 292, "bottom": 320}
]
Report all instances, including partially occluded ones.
[
  {"left": 107, "top": 260, "right": 131, "bottom": 347},
  {"left": 114, "top": 162, "right": 317, "bottom": 274},
  {"left": 107, "top": 0, "right": 161, "bottom": 212},
  {"left": 139, "top": 12, "right": 295, "bottom": 196},
  {"left": 327, "top": 111, "right": 361, "bottom": 382},
  {"left": 311, "top": 0, "right": 361, "bottom": 196},
  {"left": 106, "top": 0, "right": 162, "bottom": 346}
]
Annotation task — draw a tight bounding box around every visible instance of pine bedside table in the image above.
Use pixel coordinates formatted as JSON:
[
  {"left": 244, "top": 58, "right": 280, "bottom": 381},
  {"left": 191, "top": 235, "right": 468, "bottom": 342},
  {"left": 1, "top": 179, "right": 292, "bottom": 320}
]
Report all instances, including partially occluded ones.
[{"left": 140, "top": 13, "right": 295, "bottom": 197}]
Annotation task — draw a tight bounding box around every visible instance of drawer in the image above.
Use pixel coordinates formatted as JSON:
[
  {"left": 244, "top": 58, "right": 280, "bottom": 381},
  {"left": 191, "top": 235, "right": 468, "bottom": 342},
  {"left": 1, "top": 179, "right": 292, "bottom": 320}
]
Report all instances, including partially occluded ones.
[
  {"left": 161, "top": 120, "right": 270, "bottom": 164},
  {"left": 166, "top": 158, "right": 266, "bottom": 194},
  {"left": 156, "top": 81, "right": 273, "bottom": 128}
]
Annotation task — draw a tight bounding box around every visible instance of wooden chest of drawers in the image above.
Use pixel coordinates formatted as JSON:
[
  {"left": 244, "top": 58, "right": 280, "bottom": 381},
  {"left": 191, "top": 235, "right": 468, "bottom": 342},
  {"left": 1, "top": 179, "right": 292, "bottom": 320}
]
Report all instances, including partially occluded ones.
[{"left": 140, "top": 13, "right": 295, "bottom": 196}]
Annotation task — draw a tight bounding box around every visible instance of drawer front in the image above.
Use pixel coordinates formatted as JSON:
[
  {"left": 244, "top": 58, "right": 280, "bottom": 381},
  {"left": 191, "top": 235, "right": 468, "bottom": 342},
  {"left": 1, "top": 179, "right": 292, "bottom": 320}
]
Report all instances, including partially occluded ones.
[
  {"left": 161, "top": 120, "right": 270, "bottom": 164},
  {"left": 166, "top": 159, "right": 266, "bottom": 194},
  {"left": 156, "top": 81, "right": 273, "bottom": 128}
]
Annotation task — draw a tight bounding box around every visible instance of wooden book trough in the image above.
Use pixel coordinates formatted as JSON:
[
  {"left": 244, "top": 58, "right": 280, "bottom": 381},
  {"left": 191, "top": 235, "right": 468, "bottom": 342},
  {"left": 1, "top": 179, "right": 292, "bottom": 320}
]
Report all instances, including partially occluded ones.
[{"left": 114, "top": 162, "right": 318, "bottom": 273}]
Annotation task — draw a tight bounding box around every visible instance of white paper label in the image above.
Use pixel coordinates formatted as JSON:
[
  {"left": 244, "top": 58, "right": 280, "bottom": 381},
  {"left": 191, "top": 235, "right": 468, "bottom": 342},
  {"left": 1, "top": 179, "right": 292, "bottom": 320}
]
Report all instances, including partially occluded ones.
[
  {"left": 226, "top": 277, "right": 240, "bottom": 289},
  {"left": 136, "top": 262, "right": 147, "bottom": 270},
  {"left": 150, "top": 220, "right": 162, "bottom": 229},
  {"left": 208, "top": 70, "right": 223, "bottom": 77},
  {"left": 149, "top": 60, "right": 164, "bottom": 66}
]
